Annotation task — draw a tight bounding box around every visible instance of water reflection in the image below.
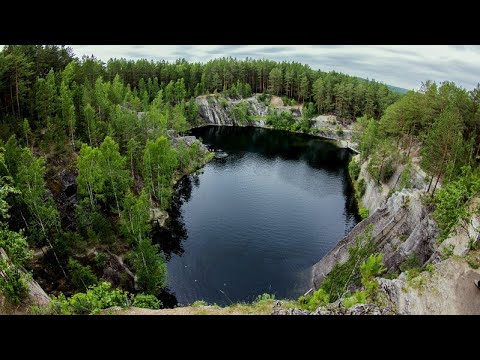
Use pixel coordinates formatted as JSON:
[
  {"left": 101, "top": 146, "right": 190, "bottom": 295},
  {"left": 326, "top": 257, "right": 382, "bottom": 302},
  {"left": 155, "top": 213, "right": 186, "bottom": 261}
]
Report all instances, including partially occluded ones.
[{"left": 154, "top": 126, "right": 360, "bottom": 306}]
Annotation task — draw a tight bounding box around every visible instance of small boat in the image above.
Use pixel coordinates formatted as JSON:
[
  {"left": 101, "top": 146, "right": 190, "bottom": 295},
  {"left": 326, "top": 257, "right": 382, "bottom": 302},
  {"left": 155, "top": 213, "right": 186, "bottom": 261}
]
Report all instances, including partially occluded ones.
[{"left": 214, "top": 149, "right": 228, "bottom": 158}]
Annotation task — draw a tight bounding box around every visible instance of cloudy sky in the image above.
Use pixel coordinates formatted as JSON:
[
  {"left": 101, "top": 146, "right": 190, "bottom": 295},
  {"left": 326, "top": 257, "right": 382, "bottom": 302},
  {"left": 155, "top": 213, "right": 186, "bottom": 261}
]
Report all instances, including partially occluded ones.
[{"left": 69, "top": 45, "right": 480, "bottom": 90}]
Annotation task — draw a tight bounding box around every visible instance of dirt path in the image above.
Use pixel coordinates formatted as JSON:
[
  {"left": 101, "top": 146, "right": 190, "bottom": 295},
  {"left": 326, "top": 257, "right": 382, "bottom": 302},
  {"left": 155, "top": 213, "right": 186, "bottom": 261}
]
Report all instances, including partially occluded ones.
[{"left": 395, "top": 253, "right": 480, "bottom": 314}]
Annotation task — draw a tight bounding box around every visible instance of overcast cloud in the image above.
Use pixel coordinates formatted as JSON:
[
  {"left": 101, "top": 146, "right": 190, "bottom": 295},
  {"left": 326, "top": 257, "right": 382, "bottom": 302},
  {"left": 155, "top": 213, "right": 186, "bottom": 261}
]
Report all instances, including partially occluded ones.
[{"left": 68, "top": 45, "right": 480, "bottom": 90}]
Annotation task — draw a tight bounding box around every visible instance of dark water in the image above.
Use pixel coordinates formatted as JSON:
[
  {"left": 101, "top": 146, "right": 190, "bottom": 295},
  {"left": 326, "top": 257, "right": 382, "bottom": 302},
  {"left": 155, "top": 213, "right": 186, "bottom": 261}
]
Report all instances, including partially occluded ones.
[{"left": 154, "top": 126, "right": 360, "bottom": 306}]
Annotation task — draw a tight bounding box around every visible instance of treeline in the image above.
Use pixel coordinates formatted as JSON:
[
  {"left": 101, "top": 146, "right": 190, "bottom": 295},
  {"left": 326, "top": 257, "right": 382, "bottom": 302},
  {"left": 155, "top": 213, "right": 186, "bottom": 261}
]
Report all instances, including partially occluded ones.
[
  {"left": 354, "top": 80, "right": 480, "bottom": 244},
  {"left": 0, "top": 45, "right": 212, "bottom": 306},
  {"left": 0, "top": 46, "right": 401, "bottom": 142}
]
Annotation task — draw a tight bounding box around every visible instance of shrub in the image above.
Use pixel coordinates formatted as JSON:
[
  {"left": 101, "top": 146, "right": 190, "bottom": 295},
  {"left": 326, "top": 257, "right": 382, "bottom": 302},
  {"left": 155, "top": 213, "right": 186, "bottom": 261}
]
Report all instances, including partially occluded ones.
[
  {"left": 399, "top": 161, "right": 413, "bottom": 189},
  {"left": 343, "top": 291, "right": 367, "bottom": 308},
  {"left": 359, "top": 207, "right": 369, "bottom": 219},
  {"left": 0, "top": 229, "right": 32, "bottom": 305},
  {"left": 49, "top": 282, "right": 130, "bottom": 315},
  {"left": 348, "top": 158, "right": 361, "bottom": 180},
  {"left": 381, "top": 159, "right": 396, "bottom": 183},
  {"left": 67, "top": 258, "right": 98, "bottom": 291},
  {"left": 434, "top": 166, "right": 480, "bottom": 243},
  {"left": 133, "top": 293, "right": 162, "bottom": 309},
  {"left": 128, "top": 238, "right": 167, "bottom": 295},
  {"left": 298, "top": 288, "right": 329, "bottom": 311},
  {"left": 357, "top": 178, "right": 366, "bottom": 197},
  {"left": 341, "top": 253, "right": 386, "bottom": 308},
  {"left": 256, "top": 293, "right": 276, "bottom": 302},
  {"left": 219, "top": 98, "right": 228, "bottom": 109},
  {"left": 318, "top": 225, "right": 375, "bottom": 302}
]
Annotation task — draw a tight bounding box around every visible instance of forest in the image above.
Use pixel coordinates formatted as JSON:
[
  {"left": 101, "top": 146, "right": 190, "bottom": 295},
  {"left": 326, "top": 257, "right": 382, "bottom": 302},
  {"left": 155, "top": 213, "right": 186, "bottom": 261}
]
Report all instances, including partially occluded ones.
[{"left": 0, "top": 45, "right": 479, "bottom": 314}]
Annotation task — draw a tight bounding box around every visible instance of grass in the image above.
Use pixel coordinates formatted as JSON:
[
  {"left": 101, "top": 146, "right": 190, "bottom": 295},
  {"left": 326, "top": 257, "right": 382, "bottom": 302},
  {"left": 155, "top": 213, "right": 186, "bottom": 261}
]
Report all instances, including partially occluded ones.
[{"left": 466, "top": 254, "right": 480, "bottom": 269}]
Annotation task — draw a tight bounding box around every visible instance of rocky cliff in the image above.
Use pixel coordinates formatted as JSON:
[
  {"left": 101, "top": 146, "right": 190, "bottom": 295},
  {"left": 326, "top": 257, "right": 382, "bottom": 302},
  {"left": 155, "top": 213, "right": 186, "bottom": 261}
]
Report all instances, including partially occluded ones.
[
  {"left": 311, "top": 188, "right": 438, "bottom": 289},
  {"left": 196, "top": 95, "right": 268, "bottom": 126},
  {"left": 195, "top": 95, "right": 358, "bottom": 151}
]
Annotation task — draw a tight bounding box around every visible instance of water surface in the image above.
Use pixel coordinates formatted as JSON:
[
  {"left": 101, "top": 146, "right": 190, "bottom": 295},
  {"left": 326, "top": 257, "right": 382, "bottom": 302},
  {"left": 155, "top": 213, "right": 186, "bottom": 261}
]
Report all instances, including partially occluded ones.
[{"left": 156, "top": 126, "right": 359, "bottom": 306}]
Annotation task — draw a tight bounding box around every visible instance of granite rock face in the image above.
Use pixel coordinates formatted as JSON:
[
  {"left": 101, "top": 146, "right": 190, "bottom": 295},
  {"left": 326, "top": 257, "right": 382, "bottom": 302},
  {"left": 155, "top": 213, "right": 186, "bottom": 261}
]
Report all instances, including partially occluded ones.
[{"left": 311, "top": 189, "right": 438, "bottom": 289}]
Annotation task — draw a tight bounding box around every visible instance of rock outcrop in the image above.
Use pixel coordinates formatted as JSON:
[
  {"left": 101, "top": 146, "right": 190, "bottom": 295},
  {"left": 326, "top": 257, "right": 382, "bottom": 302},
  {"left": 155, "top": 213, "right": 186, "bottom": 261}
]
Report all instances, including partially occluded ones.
[
  {"left": 311, "top": 189, "right": 438, "bottom": 289},
  {"left": 196, "top": 95, "right": 268, "bottom": 126}
]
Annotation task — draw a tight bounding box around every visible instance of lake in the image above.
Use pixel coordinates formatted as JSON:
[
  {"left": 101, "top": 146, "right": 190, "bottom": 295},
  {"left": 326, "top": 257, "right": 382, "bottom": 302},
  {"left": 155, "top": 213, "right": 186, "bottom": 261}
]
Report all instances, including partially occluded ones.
[{"left": 155, "top": 126, "right": 360, "bottom": 306}]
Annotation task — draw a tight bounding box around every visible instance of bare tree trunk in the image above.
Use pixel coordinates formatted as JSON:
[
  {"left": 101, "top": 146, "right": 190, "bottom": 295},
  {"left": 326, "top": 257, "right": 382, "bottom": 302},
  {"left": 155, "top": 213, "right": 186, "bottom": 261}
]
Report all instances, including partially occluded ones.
[
  {"left": 427, "top": 175, "right": 434, "bottom": 193},
  {"left": 432, "top": 172, "right": 442, "bottom": 197},
  {"left": 15, "top": 67, "right": 21, "bottom": 117},
  {"left": 10, "top": 83, "right": 15, "bottom": 116}
]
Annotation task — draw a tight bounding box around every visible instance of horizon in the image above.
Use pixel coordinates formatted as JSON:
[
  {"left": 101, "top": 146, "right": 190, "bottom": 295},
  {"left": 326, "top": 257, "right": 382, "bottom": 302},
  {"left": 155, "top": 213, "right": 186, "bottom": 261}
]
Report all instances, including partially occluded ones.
[{"left": 68, "top": 45, "right": 480, "bottom": 91}]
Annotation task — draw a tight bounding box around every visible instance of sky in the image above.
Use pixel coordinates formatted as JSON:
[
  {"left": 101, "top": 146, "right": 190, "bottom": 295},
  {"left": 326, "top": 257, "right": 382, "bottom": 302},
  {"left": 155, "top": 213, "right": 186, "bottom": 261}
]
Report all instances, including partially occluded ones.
[{"left": 68, "top": 45, "right": 480, "bottom": 91}]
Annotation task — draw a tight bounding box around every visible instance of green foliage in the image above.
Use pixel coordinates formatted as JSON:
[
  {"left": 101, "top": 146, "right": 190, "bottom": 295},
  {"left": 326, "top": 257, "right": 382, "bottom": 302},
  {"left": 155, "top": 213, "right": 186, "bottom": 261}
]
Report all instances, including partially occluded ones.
[
  {"left": 298, "top": 288, "right": 329, "bottom": 311},
  {"left": 143, "top": 136, "right": 178, "bottom": 210},
  {"left": 342, "top": 253, "right": 385, "bottom": 308},
  {"left": 128, "top": 238, "right": 167, "bottom": 295},
  {"left": 348, "top": 158, "right": 361, "bottom": 180},
  {"left": 367, "top": 140, "right": 397, "bottom": 184},
  {"left": 192, "top": 300, "right": 207, "bottom": 307},
  {"left": 133, "top": 293, "right": 162, "bottom": 309},
  {"left": 98, "top": 136, "right": 131, "bottom": 215},
  {"left": 433, "top": 166, "right": 480, "bottom": 242},
  {"left": 399, "top": 161, "right": 413, "bottom": 189},
  {"left": 357, "top": 178, "right": 366, "bottom": 197},
  {"left": 121, "top": 190, "right": 151, "bottom": 244},
  {"left": 0, "top": 229, "right": 32, "bottom": 304},
  {"left": 229, "top": 101, "right": 249, "bottom": 124},
  {"left": 343, "top": 291, "right": 367, "bottom": 308},
  {"left": 265, "top": 111, "right": 297, "bottom": 131},
  {"left": 359, "top": 207, "right": 369, "bottom": 219},
  {"left": 441, "top": 244, "right": 455, "bottom": 260},
  {"left": 49, "top": 282, "right": 129, "bottom": 315},
  {"left": 255, "top": 293, "right": 276, "bottom": 302},
  {"left": 425, "top": 263, "right": 435, "bottom": 273},
  {"left": 67, "top": 258, "right": 98, "bottom": 292},
  {"left": 319, "top": 225, "right": 375, "bottom": 302}
]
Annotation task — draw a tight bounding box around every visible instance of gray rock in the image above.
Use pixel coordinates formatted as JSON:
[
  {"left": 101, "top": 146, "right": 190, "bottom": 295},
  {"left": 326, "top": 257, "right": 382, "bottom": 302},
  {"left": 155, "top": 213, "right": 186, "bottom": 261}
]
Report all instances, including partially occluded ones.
[{"left": 311, "top": 189, "right": 438, "bottom": 289}]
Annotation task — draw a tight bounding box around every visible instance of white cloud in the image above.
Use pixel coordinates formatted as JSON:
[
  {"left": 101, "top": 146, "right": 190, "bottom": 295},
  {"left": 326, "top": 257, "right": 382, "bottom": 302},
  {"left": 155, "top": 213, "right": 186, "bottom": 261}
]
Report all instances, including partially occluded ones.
[{"left": 68, "top": 45, "right": 480, "bottom": 90}]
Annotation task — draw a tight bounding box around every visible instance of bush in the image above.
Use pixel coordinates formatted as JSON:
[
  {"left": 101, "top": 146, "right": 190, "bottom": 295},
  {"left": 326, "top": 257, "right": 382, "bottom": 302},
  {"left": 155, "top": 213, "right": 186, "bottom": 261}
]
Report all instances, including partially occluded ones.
[
  {"left": 318, "top": 225, "right": 375, "bottom": 302},
  {"left": 133, "top": 293, "right": 162, "bottom": 309},
  {"left": 343, "top": 291, "right": 367, "bottom": 308},
  {"left": 49, "top": 282, "right": 130, "bottom": 315},
  {"left": 68, "top": 258, "right": 98, "bottom": 291},
  {"left": 265, "top": 111, "right": 296, "bottom": 131},
  {"left": 399, "top": 161, "right": 413, "bottom": 189},
  {"left": 0, "top": 229, "right": 32, "bottom": 305},
  {"left": 128, "top": 238, "right": 167, "bottom": 295},
  {"left": 298, "top": 288, "right": 329, "bottom": 311},
  {"left": 381, "top": 159, "right": 396, "bottom": 183},
  {"left": 348, "top": 158, "right": 361, "bottom": 180},
  {"left": 357, "top": 178, "right": 366, "bottom": 197},
  {"left": 219, "top": 98, "right": 228, "bottom": 109},
  {"left": 256, "top": 293, "right": 276, "bottom": 302},
  {"left": 434, "top": 166, "right": 480, "bottom": 242},
  {"left": 359, "top": 207, "right": 369, "bottom": 219},
  {"left": 342, "top": 253, "right": 385, "bottom": 308}
]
